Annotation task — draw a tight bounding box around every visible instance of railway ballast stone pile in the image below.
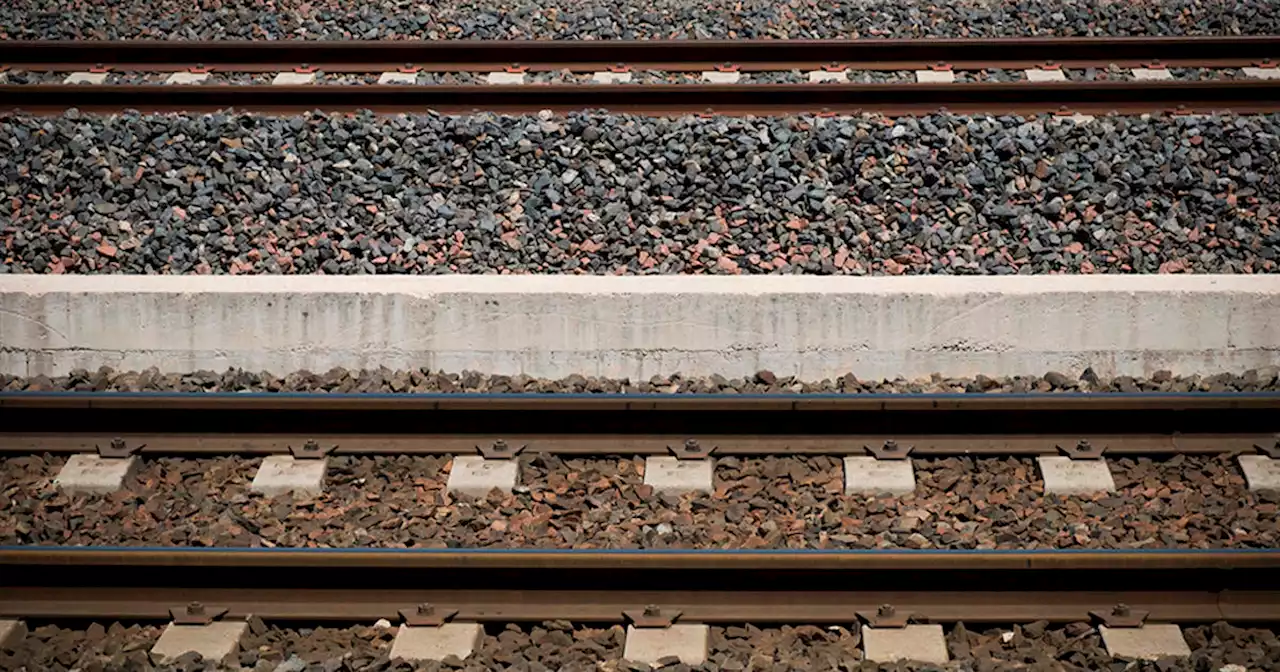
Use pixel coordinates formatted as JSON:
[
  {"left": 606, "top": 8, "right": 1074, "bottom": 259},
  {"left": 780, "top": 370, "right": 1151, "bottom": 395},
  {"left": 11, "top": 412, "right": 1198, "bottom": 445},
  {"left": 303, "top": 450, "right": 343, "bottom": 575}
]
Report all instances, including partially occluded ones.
[
  {"left": 2, "top": 620, "right": 1277, "bottom": 671},
  {"left": 5, "top": 367, "right": 1279, "bottom": 394},
  {"left": 4, "top": 453, "right": 1275, "bottom": 550},
  {"left": 2, "top": 110, "right": 1279, "bottom": 276},
  {"left": 2, "top": 0, "right": 1278, "bottom": 40}
]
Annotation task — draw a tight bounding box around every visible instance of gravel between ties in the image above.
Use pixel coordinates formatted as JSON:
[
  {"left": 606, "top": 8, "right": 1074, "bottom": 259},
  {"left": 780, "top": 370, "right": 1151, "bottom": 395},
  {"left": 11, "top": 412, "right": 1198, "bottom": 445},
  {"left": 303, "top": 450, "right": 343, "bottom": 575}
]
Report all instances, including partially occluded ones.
[
  {"left": 2, "top": 0, "right": 1278, "bottom": 40},
  {"left": 3, "top": 619, "right": 1278, "bottom": 671},
  {"left": 2, "top": 452, "right": 1274, "bottom": 550},
  {"left": 3, "top": 110, "right": 1280, "bottom": 276}
]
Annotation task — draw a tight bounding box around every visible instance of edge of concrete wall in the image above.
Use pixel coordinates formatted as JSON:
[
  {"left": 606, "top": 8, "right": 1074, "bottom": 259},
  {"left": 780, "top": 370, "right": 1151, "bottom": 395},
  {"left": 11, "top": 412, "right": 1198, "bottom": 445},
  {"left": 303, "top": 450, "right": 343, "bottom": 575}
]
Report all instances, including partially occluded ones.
[{"left": 2, "top": 275, "right": 1278, "bottom": 379}]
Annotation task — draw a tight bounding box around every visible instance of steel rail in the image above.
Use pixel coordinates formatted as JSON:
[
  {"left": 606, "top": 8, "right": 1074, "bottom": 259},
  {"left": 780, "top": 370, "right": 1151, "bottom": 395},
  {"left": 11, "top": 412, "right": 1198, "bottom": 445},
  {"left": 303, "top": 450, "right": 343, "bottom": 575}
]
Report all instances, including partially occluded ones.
[
  {"left": 1, "top": 37, "right": 1277, "bottom": 72},
  {"left": 7, "top": 587, "right": 1275, "bottom": 622},
  {"left": 2, "top": 548, "right": 1277, "bottom": 623},
  {"left": 3, "top": 548, "right": 1278, "bottom": 570},
  {"left": 5, "top": 80, "right": 1280, "bottom": 116},
  {"left": 1, "top": 392, "right": 1275, "bottom": 456},
  {"left": 0, "top": 432, "right": 1271, "bottom": 455}
]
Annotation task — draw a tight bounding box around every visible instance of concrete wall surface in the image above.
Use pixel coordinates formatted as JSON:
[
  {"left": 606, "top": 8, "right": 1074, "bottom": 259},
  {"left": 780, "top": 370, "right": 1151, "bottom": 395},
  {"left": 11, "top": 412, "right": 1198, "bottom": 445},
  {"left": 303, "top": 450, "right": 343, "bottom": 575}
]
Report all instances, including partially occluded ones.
[{"left": 1, "top": 275, "right": 1277, "bottom": 380}]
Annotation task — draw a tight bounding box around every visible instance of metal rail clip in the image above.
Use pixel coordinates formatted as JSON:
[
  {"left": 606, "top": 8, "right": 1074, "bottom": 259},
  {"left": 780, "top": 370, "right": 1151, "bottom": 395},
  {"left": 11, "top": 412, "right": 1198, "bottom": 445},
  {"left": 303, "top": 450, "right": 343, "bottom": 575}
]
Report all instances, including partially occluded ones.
[
  {"left": 624, "top": 605, "right": 681, "bottom": 628},
  {"left": 1255, "top": 435, "right": 1280, "bottom": 459},
  {"left": 289, "top": 440, "right": 335, "bottom": 459},
  {"left": 96, "top": 438, "right": 143, "bottom": 459},
  {"left": 865, "top": 440, "right": 912, "bottom": 460},
  {"left": 1090, "top": 603, "right": 1148, "bottom": 628},
  {"left": 399, "top": 603, "right": 458, "bottom": 627},
  {"left": 476, "top": 439, "right": 525, "bottom": 459},
  {"left": 668, "top": 439, "right": 716, "bottom": 460},
  {"left": 857, "top": 604, "right": 913, "bottom": 629},
  {"left": 1060, "top": 439, "right": 1106, "bottom": 460},
  {"left": 170, "top": 602, "right": 228, "bottom": 625}
]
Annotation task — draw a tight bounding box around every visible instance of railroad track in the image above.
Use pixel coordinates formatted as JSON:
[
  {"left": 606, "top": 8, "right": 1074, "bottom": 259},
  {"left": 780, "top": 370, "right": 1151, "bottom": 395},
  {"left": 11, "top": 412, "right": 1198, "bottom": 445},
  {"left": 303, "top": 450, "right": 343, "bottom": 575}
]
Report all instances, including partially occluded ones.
[
  {"left": 1, "top": 391, "right": 1277, "bottom": 456},
  {"left": 3, "top": 392, "right": 1278, "bottom": 664},
  {"left": 2, "top": 546, "right": 1278, "bottom": 669},
  {"left": 1, "top": 547, "right": 1278, "bottom": 623},
  {"left": 2, "top": 37, "right": 1280, "bottom": 114}
]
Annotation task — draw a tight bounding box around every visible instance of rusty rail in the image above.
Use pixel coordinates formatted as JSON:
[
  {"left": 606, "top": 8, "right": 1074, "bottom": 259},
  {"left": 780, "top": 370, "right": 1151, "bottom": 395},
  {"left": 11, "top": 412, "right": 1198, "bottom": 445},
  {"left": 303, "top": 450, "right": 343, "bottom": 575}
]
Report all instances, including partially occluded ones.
[
  {"left": 2, "top": 37, "right": 1280, "bottom": 115},
  {"left": 0, "top": 432, "right": 1272, "bottom": 456},
  {"left": 5, "top": 80, "right": 1280, "bottom": 116},
  {"left": 2, "top": 37, "right": 1277, "bottom": 72},
  {"left": 1, "top": 547, "right": 1277, "bottom": 622},
  {"left": 0, "top": 392, "right": 1276, "bottom": 456},
  {"left": 3, "top": 547, "right": 1278, "bottom": 570}
]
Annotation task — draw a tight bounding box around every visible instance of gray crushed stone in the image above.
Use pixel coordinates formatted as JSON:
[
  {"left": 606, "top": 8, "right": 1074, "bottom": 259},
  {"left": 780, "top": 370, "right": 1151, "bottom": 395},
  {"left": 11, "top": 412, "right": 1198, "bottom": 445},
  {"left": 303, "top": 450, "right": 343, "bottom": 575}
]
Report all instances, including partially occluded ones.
[
  {"left": 2, "top": 0, "right": 1278, "bottom": 40},
  {"left": 2, "top": 110, "right": 1279, "bottom": 276}
]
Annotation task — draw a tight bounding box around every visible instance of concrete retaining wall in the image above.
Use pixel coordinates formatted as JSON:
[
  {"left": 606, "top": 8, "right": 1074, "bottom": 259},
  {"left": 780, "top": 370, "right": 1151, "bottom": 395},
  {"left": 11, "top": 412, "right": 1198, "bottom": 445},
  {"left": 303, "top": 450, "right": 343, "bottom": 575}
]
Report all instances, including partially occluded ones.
[{"left": 1, "top": 275, "right": 1277, "bottom": 380}]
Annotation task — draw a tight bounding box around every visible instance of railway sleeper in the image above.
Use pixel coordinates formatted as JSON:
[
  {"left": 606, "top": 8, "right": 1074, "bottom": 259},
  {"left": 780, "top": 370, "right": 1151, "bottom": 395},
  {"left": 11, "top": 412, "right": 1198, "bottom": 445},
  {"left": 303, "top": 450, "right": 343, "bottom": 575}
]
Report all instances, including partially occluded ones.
[
  {"left": 0, "top": 615, "right": 1262, "bottom": 667},
  {"left": 42, "top": 447, "right": 1280, "bottom": 497}
]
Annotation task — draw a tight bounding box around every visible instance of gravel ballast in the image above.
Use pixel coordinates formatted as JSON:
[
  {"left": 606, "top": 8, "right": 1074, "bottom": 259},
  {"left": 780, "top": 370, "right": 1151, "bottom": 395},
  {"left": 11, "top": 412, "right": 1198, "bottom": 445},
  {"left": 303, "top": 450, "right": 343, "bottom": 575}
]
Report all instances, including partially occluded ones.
[
  {"left": 2, "top": 111, "right": 1278, "bottom": 276},
  {"left": 2, "top": 452, "right": 1274, "bottom": 550},
  {"left": 5, "top": 367, "right": 1279, "bottom": 394},
  {"left": 2, "top": 0, "right": 1278, "bottom": 40},
  {"left": 2, "top": 619, "right": 1277, "bottom": 671}
]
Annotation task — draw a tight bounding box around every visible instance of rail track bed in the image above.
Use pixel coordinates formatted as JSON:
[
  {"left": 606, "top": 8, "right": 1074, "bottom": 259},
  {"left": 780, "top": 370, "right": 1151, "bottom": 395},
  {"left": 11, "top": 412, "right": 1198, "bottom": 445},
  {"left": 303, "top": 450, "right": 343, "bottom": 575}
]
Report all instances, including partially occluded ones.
[
  {"left": 6, "top": 614, "right": 1278, "bottom": 671},
  {"left": 1, "top": 547, "right": 1279, "bottom": 670},
  {"left": 1, "top": 395, "right": 1277, "bottom": 668},
  {"left": 4, "top": 450, "right": 1275, "bottom": 550},
  {"left": 3, "top": 547, "right": 1279, "bottom": 622},
  {"left": 2, "top": 392, "right": 1277, "bottom": 551},
  {"left": 3, "top": 37, "right": 1280, "bottom": 114}
]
